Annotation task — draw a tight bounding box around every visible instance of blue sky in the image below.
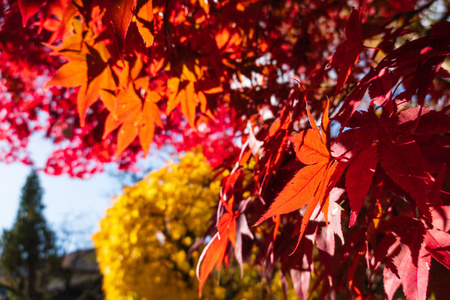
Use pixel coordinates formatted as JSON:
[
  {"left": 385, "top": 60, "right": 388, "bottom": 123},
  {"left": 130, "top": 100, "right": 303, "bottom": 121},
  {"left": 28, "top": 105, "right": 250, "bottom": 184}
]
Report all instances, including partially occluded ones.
[{"left": 0, "top": 133, "right": 166, "bottom": 251}]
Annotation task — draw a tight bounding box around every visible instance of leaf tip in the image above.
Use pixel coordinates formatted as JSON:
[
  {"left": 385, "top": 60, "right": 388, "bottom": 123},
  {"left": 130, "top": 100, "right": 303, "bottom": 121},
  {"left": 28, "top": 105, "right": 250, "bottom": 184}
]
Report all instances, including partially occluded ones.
[{"left": 253, "top": 215, "right": 268, "bottom": 227}]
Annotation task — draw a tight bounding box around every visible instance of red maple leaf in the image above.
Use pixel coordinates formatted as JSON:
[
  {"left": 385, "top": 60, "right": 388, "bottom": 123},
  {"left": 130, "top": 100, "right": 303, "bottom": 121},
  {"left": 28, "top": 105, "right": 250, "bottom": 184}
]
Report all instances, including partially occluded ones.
[
  {"left": 104, "top": 0, "right": 135, "bottom": 46},
  {"left": 18, "top": 0, "right": 45, "bottom": 26},
  {"left": 330, "top": 8, "right": 363, "bottom": 93},
  {"left": 378, "top": 125, "right": 434, "bottom": 220},
  {"left": 424, "top": 228, "right": 450, "bottom": 270},
  {"left": 376, "top": 216, "right": 450, "bottom": 300},
  {"left": 346, "top": 146, "right": 378, "bottom": 226}
]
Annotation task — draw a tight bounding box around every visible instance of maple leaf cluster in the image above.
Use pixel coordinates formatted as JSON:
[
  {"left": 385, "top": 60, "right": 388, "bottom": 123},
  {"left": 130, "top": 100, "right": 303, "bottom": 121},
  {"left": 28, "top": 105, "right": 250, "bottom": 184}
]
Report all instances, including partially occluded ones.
[{"left": 1, "top": 0, "right": 450, "bottom": 298}]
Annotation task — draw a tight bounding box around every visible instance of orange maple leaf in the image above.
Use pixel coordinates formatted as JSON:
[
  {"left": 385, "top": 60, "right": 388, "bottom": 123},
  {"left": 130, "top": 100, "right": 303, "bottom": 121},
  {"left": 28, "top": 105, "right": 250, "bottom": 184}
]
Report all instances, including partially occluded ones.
[
  {"left": 196, "top": 203, "right": 237, "bottom": 297},
  {"left": 103, "top": 89, "right": 162, "bottom": 157},
  {"left": 166, "top": 63, "right": 222, "bottom": 129},
  {"left": 46, "top": 41, "right": 114, "bottom": 127},
  {"left": 255, "top": 100, "right": 342, "bottom": 251},
  {"left": 136, "top": 0, "right": 154, "bottom": 47},
  {"left": 166, "top": 78, "right": 199, "bottom": 128}
]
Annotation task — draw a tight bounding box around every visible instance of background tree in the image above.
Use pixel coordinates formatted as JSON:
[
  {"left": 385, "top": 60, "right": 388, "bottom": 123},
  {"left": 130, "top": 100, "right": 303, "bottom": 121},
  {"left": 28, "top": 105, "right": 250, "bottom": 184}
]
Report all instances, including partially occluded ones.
[
  {"left": 46, "top": 213, "right": 104, "bottom": 300},
  {"left": 0, "top": 170, "right": 57, "bottom": 300},
  {"left": 0, "top": 0, "right": 449, "bottom": 299}
]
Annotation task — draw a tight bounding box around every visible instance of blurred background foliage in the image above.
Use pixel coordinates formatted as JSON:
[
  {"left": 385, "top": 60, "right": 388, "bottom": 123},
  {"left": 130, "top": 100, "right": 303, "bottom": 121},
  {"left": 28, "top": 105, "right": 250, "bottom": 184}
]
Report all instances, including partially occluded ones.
[{"left": 93, "top": 151, "right": 297, "bottom": 299}]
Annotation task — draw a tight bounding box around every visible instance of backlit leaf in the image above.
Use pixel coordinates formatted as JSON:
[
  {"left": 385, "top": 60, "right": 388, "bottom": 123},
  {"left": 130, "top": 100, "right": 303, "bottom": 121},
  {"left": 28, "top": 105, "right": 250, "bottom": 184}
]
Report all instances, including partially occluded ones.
[
  {"left": 383, "top": 263, "right": 402, "bottom": 300},
  {"left": 197, "top": 212, "right": 237, "bottom": 296},
  {"left": 105, "top": 0, "right": 136, "bottom": 45},
  {"left": 329, "top": 8, "right": 363, "bottom": 93},
  {"left": 393, "top": 243, "right": 430, "bottom": 300},
  {"left": 77, "top": 67, "right": 110, "bottom": 126},
  {"left": 139, "top": 93, "right": 161, "bottom": 155},
  {"left": 255, "top": 101, "right": 341, "bottom": 247},
  {"left": 346, "top": 147, "right": 378, "bottom": 226},
  {"left": 378, "top": 131, "right": 433, "bottom": 220},
  {"left": 291, "top": 130, "right": 329, "bottom": 165},
  {"left": 181, "top": 81, "right": 197, "bottom": 129},
  {"left": 255, "top": 160, "right": 329, "bottom": 226},
  {"left": 136, "top": 0, "right": 154, "bottom": 47},
  {"left": 117, "top": 112, "right": 140, "bottom": 157},
  {"left": 19, "top": 0, "right": 45, "bottom": 26},
  {"left": 45, "top": 60, "right": 87, "bottom": 88},
  {"left": 166, "top": 78, "right": 180, "bottom": 115},
  {"left": 103, "top": 113, "right": 122, "bottom": 139},
  {"left": 425, "top": 228, "right": 450, "bottom": 270}
]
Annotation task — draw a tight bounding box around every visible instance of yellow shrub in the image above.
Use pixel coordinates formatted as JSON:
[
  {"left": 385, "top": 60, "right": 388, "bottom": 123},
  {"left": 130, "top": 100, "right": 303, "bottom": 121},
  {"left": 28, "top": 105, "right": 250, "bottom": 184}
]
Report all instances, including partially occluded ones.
[{"left": 93, "top": 151, "right": 297, "bottom": 299}]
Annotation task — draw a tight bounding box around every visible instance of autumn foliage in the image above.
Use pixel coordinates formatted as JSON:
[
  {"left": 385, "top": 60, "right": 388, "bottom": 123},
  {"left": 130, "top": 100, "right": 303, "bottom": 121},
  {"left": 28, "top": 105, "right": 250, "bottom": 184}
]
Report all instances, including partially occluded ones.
[
  {"left": 93, "top": 151, "right": 296, "bottom": 299},
  {"left": 93, "top": 152, "right": 225, "bottom": 299},
  {"left": 1, "top": 0, "right": 450, "bottom": 298}
]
